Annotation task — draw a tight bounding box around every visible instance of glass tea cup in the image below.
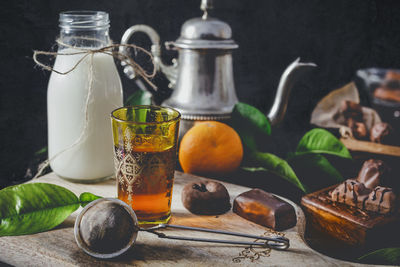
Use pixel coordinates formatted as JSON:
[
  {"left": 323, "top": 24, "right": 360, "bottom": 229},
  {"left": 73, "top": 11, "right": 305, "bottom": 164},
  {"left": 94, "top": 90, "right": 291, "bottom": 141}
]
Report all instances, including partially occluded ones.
[{"left": 111, "top": 105, "right": 180, "bottom": 224}]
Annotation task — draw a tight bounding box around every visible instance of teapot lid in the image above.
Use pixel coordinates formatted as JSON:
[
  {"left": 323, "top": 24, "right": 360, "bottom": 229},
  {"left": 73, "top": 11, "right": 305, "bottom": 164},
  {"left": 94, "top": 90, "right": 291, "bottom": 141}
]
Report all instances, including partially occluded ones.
[{"left": 173, "top": 0, "right": 238, "bottom": 49}]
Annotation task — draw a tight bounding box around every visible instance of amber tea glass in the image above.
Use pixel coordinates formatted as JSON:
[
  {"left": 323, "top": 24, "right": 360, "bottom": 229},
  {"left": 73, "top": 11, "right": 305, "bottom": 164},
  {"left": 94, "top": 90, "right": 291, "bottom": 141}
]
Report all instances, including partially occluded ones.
[{"left": 111, "top": 106, "right": 180, "bottom": 224}]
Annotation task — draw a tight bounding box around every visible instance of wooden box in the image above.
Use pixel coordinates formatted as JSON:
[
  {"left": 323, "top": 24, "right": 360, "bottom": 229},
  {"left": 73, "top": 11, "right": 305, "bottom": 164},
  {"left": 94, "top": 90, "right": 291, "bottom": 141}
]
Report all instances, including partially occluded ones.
[{"left": 301, "top": 185, "right": 400, "bottom": 253}]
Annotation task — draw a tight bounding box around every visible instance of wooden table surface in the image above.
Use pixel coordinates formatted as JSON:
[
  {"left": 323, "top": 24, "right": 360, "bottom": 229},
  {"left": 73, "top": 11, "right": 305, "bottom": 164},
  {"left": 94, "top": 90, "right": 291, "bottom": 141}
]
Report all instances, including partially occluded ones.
[{"left": 0, "top": 171, "right": 375, "bottom": 266}]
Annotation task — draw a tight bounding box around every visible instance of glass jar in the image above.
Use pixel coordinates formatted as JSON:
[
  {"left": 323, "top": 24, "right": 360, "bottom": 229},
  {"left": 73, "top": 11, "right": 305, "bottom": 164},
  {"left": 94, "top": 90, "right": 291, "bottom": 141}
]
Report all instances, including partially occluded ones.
[{"left": 47, "top": 11, "right": 123, "bottom": 182}]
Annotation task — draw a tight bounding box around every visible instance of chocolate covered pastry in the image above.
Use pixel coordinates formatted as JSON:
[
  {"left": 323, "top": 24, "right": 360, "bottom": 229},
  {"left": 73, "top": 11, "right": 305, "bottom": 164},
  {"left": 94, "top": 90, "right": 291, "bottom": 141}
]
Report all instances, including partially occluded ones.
[{"left": 330, "top": 159, "right": 397, "bottom": 214}]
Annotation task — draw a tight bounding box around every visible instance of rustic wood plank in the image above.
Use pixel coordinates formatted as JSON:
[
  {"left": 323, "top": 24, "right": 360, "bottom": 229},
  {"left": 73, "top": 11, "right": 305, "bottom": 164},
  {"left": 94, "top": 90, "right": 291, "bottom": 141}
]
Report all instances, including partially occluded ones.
[
  {"left": 0, "top": 171, "right": 373, "bottom": 266},
  {"left": 341, "top": 138, "right": 400, "bottom": 157}
]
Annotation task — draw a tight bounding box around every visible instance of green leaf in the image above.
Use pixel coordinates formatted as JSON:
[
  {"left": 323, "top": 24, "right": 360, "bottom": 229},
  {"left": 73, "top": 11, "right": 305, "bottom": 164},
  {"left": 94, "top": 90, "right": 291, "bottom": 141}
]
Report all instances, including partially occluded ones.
[
  {"left": 232, "top": 102, "right": 271, "bottom": 135},
  {"left": 288, "top": 154, "right": 344, "bottom": 192},
  {"left": 242, "top": 167, "right": 269, "bottom": 172},
  {"left": 34, "top": 146, "right": 48, "bottom": 155},
  {"left": 244, "top": 152, "right": 307, "bottom": 193},
  {"left": 79, "top": 192, "right": 103, "bottom": 208},
  {"left": 0, "top": 183, "right": 80, "bottom": 236},
  {"left": 125, "top": 89, "right": 152, "bottom": 106},
  {"left": 296, "top": 128, "right": 352, "bottom": 159},
  {"left": 358, "top": 248, "right": 400, "bottom": 265},
  {"left": 231, "top": 102, "right": 271, "bottom": 152}
]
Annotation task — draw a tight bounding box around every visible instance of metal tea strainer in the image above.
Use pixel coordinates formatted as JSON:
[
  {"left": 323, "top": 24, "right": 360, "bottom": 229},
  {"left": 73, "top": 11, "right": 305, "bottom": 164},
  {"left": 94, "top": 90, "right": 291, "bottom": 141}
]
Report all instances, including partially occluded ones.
[{"left": 74, "top": 198, "right": 290, "bottom": 259}]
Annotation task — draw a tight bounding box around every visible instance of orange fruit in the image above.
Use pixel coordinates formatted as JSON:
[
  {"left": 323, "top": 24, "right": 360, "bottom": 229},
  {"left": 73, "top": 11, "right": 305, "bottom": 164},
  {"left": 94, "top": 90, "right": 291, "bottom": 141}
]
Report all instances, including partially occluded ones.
[{"left": 179, "top": 121, "right": 243, "bottom": 175}]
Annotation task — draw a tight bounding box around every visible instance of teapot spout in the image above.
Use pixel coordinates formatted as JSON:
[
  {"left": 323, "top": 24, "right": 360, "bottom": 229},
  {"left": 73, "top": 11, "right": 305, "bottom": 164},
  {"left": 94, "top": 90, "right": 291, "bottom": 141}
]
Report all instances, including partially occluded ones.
[{"left": 267, "top": 58, "right": 316, "bottom": 126}]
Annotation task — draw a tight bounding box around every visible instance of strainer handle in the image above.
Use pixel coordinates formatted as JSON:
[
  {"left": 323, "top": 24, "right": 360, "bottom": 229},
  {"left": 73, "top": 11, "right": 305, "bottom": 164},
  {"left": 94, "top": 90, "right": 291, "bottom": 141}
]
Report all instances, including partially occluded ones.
[{"left": 140, "top": 224, "right": 289, "bottom": 250}]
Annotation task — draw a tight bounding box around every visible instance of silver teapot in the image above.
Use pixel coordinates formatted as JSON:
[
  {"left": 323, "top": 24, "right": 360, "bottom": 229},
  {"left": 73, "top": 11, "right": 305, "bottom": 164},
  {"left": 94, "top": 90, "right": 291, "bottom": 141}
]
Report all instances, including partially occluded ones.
[{"left": 120, "top": 0, "right": 316, "bottom": 137}]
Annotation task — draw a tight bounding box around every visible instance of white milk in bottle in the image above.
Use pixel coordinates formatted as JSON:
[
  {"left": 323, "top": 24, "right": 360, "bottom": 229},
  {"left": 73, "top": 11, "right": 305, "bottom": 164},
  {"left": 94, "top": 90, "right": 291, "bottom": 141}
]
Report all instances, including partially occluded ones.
[{"left": 47, "top": 11, "right": 123, "bottom": 182}]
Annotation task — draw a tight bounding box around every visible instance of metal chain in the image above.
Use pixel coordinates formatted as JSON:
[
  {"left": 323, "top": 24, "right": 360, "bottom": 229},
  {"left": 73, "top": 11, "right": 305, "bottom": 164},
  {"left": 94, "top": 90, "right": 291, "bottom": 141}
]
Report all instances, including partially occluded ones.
[{"left": 232, "top": 229, "right": 285, "bottom": 263}]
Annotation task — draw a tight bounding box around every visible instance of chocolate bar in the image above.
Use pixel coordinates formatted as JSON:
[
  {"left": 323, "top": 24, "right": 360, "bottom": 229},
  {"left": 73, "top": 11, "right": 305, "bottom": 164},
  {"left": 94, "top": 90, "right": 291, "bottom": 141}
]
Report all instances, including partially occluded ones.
[{"left": 233, "top": 189, "right": 296, "bottom": 230}]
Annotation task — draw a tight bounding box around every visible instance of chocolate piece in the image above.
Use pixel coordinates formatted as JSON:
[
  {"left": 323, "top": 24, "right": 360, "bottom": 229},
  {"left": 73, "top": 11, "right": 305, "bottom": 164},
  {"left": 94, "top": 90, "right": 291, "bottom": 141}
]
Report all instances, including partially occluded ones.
[
  {"left": 340, "top": 101, "right": 369, "bottom": 140},
  {"left": 365, "top": 186, "right": 397, "bottom": 214},
  {"left": 330, "top": 179, "right": 372, "bottom": 209},
  {"left": 233, "top": 189, "right": 296, "bottom": 230},
  {"left": 181, "top": 180, "right": 231, "bottom": 215},
  {"left": 330, "top": 180, "right": 396, "bottom": 214},
  {"left": 347, "top": 118, "right": 368, "bottom": 139},
  {"left": 330, "top": 159, "right": 397, "bottom": 214},
  {"left": 340, "top": 100, "right": 363, "bottom": 121},
  {"left": 370, "top": 122, "right": 395, "bottom": 145},
  {"left": 356, "top": 159, "right": 388, "bottom": 189}
]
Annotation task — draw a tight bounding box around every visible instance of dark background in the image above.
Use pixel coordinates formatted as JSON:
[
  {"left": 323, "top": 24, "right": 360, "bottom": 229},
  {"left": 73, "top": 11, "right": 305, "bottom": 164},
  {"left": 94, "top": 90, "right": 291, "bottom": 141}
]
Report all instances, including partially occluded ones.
[{"left": 1, "top": 0, "right": 400, "bottom": 188}]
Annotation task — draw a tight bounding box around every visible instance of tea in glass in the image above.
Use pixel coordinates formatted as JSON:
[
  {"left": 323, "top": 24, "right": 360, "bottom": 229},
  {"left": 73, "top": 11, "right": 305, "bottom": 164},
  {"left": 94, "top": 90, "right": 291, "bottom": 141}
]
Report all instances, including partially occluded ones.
[{"left": 111, "top": 106, "right": 180, "bottom": 224}]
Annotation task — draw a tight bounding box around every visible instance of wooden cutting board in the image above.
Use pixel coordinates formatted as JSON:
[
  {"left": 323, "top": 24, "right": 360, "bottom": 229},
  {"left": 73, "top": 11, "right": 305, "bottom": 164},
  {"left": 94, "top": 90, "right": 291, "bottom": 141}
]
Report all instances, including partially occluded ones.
[{"left": 0, "top": 171, "right": 373, "bottom": 266}]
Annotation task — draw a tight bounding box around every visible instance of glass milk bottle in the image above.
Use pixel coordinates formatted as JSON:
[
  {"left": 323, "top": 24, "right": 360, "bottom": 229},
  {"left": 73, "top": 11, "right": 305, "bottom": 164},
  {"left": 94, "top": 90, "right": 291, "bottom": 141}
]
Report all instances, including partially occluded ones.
[{"left": 47, "top": 11, "right": 123, "bottom": 182}]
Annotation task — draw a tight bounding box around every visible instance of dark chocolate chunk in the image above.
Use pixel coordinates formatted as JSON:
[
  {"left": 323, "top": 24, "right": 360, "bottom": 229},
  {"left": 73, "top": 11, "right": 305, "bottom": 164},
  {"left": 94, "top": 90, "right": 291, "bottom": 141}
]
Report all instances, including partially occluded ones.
[
  {"left": 370, "top": 122, "right": 396, "bottom": 145},
  {"left": 233, "top": 189, "right": 296, "bottom": 230}
]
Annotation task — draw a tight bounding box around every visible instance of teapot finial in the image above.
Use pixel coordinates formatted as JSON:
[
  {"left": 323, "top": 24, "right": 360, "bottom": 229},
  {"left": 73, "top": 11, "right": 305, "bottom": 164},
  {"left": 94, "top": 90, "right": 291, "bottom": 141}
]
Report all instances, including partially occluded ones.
[
  {"left": 267, "top": 58, "right": 317, "bottom": 126},
  {"left": 201, "top": 0, "right": 213, "bottom": 19}
]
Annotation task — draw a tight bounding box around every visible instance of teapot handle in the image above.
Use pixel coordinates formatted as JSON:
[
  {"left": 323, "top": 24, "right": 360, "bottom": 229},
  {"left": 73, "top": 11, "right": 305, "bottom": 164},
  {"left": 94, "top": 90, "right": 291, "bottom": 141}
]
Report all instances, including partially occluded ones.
[{"left": 119, "top": 24, "right": 178, "bottom": 89}]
